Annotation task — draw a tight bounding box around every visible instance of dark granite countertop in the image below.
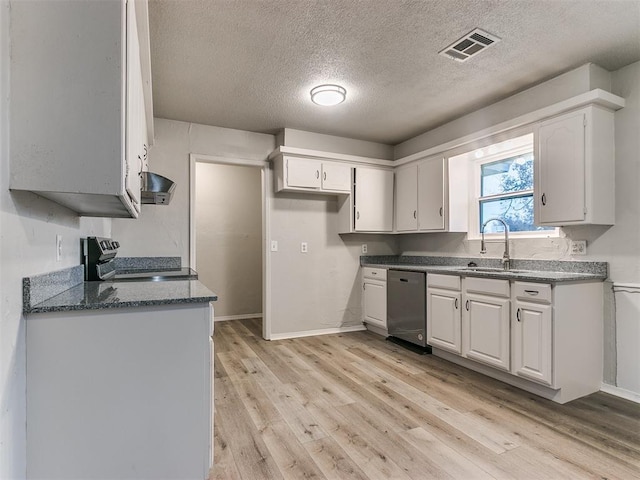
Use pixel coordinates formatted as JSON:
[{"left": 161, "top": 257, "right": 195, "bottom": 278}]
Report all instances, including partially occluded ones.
[
  {"left": 361, "top": 256, "right": 607, "bottom": 283},
  {"left": 23, "top": 263, "right": 217, "bottom": 314},
  {"left": 25, "top": 279, "right": 217, "bottom": 314}
]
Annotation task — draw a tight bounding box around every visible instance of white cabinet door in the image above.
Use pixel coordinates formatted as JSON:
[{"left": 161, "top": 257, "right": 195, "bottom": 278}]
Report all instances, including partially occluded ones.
[
  {"left": 513, "top": 300, "right": 553, "bottom": 385},
  {"left": 395, "top": 165, "right": 418, "bottom": 231},
  {"left": 125, "top": 0, "right": 142, "bottom": 211},
  {"left": 354, "top": 167, "right": 394, "bottom": 232},
  {"left": 321, "top": 162, "right": 352, "bottom": 192},
  {"left": 287, "top": 158, "right": 322, "bottom": 189},
  {"left": 427, "top": 287, "right": 461, "bottom": 354},
  {"left": 418, "top": 157, "right": 445, "bottom": 231},
  {"left": 363, "top": 280, "right": 387, "bottom": 328},
  {"left": 463, "top": 292, "right": 510, "bottom": 371},
  {"left": 536, "top": 111, "right": 585, "bottom": 224}
]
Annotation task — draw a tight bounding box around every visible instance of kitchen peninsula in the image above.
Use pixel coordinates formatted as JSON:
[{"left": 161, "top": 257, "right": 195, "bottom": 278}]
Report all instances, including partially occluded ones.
[{"left": 23, "top": 265, "right": 217, "bottom": 480}]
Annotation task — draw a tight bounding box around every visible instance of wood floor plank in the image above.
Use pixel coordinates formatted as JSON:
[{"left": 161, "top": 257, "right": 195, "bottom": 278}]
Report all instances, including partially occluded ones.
[
  {"left": 349, "top": 357, "right": 520, "bottom": 454},
  {"left": 336, "top": 402, "right": 458, "bottom": 480},
  {"left": 399, "top": 427, "right": 496, "bottom": 480},
  {"left": 260, "top": 420, "right": 327, "bottom": 479},
  {"left": 215, "top": 375, "right": 284, "bottom": 479},
  {"left": 241, "top": 355, "right": 328, "bottom": 444},
  {"left": 306, "top": 400, "right": 414, "bottom": 480},
  {"left": 303, "top": 436, "right": 370, "bottom": 480},
  {"left": 211, "top": 326, "right": 640, "bottom": 480},
  {"left": 243, "top": 335, "right": 304, "bottom": 384},
  {"left": 211, "top": 431, "right": 242, "bottom": 480}
]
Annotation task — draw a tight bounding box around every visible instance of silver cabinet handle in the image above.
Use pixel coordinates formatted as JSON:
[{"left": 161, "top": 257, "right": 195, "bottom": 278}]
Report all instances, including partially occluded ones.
[
  {"left": 516, "top": 308, "right": 521, "bottom": 321},
  {"left": 371, "top": 271, "right": 377, "bottom": 275},
  {"left": 316, "top": 170, "right": 320, "bottom": 179},
  {"left": 356, "top": 211, "right": 360, "bottom": 220},
  {"left": 323, "top": 171, "right": 327, "bottom": 181},
  {"left": 524, "top": 290, "right": 539, "bottom": 295},
  {"left": 439, "top": 207, "right": 443, "bottom": 217},
  {"left": 541, "top": 193, "right": 547, "bottom": 206},
  {"left": 465, "top": 300, "right": 469, "bottom": 311},
  {"left": 363, "top": 283, "right": 365, "bottom": 290},
  {"left": 454, "top": 298, "right": 458, "bottom": 309},
  {"left": 413, "top": 210, "right": 417, "bottom": 219}
]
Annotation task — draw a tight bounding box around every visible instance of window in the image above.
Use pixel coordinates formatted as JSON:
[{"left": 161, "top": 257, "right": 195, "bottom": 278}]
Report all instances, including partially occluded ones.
[{"left": 468, "top": 133, "right": 557, "bottom": 237}]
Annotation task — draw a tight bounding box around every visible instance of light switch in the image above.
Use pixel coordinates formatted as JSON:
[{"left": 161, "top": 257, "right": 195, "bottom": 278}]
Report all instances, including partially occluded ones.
[{"left": 270, "top": 240, "right": 278, "bottom": 252}]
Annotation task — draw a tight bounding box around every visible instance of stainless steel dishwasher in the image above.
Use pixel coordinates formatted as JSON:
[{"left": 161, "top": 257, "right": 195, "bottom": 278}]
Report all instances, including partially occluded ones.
[{"left": 387, "top": 270, "right": 429, "bottom": 352}]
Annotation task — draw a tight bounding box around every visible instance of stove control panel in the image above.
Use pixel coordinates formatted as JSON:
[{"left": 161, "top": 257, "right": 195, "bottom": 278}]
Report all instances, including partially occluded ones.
[{"left": 83, "top": 237, "right": 120, "bottom": 281}]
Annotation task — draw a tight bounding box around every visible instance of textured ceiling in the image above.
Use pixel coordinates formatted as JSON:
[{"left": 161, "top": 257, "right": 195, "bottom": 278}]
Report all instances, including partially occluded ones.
[{"left": 148, "top": 0, "right": 640, "bottom": 145}]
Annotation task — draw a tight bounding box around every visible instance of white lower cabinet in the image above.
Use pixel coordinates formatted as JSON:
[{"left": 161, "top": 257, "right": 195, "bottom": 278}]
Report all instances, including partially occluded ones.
[
  {"left": 462, "top": 277, "right": 511, "bottom": 372},
  {"left": 426, "top": 274, "right": 461, "bottom": 354},
  {"left": 26, "top": 303, "right": 213, "bottom": 479},
  {"left": 426, "top": 274, "right": 603, "bottom": 403},
  {"left": 512, "top": 282, "right": 553, "bottom": 386},
  {"left": 362, "top": 267, "right": 387, "bottom": 331}
]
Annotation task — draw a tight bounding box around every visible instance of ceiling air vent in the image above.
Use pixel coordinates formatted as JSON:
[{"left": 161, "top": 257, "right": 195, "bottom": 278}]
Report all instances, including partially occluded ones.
[{"left": 439, "top": 28, "right": 501, "bottom": 63}]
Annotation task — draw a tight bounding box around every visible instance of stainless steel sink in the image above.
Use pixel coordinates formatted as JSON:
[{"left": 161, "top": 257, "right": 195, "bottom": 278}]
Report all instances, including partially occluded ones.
[
  {"left": 459, "top": 267, "right": 506, "bottom": 272},
  {"left": 456, "top": 267, "right": 532, "bottom": 274}
]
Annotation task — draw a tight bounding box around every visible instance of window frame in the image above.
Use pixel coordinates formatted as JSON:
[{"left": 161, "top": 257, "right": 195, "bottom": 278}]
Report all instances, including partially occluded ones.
[{"left": 467, "top": 140, "right": 558, "bottom": 240}]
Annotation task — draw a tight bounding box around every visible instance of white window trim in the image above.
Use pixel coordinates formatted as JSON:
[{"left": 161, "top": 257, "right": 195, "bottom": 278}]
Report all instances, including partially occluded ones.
[{"left": 467, "top": 142, "right": 559, "bottom": 240}]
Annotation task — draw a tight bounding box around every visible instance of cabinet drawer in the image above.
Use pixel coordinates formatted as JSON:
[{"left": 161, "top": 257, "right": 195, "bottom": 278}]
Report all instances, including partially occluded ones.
[
  {"left": 512, "top": 282, "right": 552, "bottom": 303},
  {"left": 427, "top": 273, "right": 460, "bottom": 291},
  {"left": 464, "top": 277, "right": 509, "bottom": 297},
  {"left": 363, "top": 267, "right": 387, "bottom": 281}
]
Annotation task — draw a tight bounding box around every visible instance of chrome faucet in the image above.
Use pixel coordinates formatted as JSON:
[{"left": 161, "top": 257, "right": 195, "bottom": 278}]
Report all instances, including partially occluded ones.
[{"left": 480, "top": 218, "right": 510, "bottom": 270}]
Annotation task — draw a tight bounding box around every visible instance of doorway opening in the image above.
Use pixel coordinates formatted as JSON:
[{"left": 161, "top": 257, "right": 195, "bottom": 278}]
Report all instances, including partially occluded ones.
[{"left": 190, "top": 154, "right": 271, "bottom": 339}]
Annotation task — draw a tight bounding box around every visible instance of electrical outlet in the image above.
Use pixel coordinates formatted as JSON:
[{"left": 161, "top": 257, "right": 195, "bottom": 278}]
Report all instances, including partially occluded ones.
[
  {"left": 361, "top": 244, "right": 368, "bottom": 254},
  {"left": 571, "top": 240, "right": 587, "bottom": 255},
  {"left": 270, "top": 240, "right": 278, "bottom": 252},
  {"left": 301, "top": 242, "right": 308, "bottom": 253},
  {"left": 56, "top": 234, "right": 63, "bottom": 261}
]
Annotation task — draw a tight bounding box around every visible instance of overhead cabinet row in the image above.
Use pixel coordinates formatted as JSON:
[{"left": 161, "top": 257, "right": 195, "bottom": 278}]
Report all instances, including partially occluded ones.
[{"left": 10, "top": 0, "right": 154, "bottom": 218}]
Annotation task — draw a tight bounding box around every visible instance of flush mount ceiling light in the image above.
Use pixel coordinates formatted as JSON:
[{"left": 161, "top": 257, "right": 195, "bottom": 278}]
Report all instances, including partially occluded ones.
[{"left": 310, "top": 84, "right": 346, "bottom": 106}]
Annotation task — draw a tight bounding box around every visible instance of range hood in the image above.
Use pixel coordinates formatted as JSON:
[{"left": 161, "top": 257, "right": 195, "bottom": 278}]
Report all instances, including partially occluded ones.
[{"left": 140, "top": 171, "right": 176, "bottom": 205}]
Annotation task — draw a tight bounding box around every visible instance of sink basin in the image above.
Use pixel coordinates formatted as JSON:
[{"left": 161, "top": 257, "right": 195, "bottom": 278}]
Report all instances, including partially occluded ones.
[
  {"left": 456, "top": 267, "right": 532, "bottom": 274},
  {"left": 460, "top": 267, "right": 506, "bottom": 272}
]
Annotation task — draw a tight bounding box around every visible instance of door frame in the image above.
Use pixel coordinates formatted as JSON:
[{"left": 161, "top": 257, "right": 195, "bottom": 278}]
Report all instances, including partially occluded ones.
[{"left": 189, "top": 153, "right": 272, "bottom": 340}]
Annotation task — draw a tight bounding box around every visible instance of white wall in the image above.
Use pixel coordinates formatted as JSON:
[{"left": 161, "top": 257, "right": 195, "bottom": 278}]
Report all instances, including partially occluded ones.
[
  {"left": 394, "top": 63, "right": 612, "bottom": 159},
  {"left": 280, "top": 128, "right": 394, "bottom": 159},
  {"left": 195, "top": 163, "right": 262, "bottom": 318},
  {"left": 1, "top": 3, "right": 111, "bottom": 475},
  {"left": 113, "top": 120, "right": 399, "bottom": 338},
  {"left": 397, "top": 61, "right": 640, "bottom": 398},
  {"left": 269, "top": 192, "right": 397, "bottom": 336},
  {"left": 112, "top": 119, "right": 275, "bottom": 261}
]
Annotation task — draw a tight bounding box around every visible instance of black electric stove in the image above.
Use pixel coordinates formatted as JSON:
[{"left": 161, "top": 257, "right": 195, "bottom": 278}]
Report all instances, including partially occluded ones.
[{"left": 82, "top": 237, "right": 198, "bottom": 282}]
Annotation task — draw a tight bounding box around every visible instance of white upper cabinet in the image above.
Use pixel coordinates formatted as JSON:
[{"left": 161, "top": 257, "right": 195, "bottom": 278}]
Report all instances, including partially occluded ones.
[
  {"left": 535, "top": 105, "right": 615, "bottom": 226},
  {"left": 286, "top": 157, "right": 322, "bottom": 189},
  {"left": 274, "top": 156, "right": 352, "bottom": 193},
  {"left": 353, "top": 167, "right": 394, "bottom": 232},
  {"left": 339, "top": 166, "right": 394, "bottom": 233},
  {"left": 394, "top": 156, "right": 468, "bottom": 233},
  {"left": 395, "top": 165, "right": 418, "bottom": 231},
  {"left": 321, "top": 162, "right": 352, "bottom": 192},
  {"left": 9, "top": 0, "right": 153, "bottom": 218},
  {"left": 417, "top": 157, "right": 446, "bottom": 231}
]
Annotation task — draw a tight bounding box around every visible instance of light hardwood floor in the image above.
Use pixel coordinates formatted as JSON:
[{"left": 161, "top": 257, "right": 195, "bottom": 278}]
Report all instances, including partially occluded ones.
[{"left": 211, "top": 318, "right": 640, "bottom": 480}]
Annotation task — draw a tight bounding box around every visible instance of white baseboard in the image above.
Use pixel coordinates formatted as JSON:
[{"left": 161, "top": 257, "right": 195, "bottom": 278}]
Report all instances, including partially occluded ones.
[
  {"left": 268, "top": 324, "right": 366, "bottom": 341},
  {"left": 214, "top": 313, "right": 263, "bottom": 322},
  {"left": 600, "top": 383, "right": 640, "bottom": 404}
]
